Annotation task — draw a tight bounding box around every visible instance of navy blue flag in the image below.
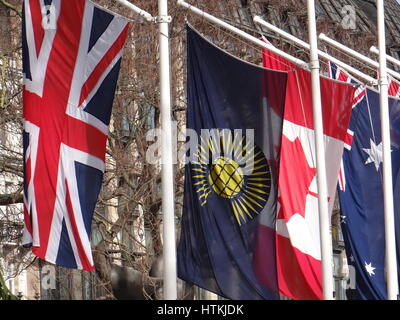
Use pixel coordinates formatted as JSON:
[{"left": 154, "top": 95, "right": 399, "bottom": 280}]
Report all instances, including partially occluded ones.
[
  {"left": 177, "top": 26, "right": 288, "bottom": 300},
  {"left": 338, "top": 85, "right": 400, "bottom": 299}
]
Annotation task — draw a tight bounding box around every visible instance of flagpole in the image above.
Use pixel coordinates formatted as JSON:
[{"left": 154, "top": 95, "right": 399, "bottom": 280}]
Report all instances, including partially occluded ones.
[
  {"left": 307, "top": 0, "right": 334, "bottom": 300},
  {"left": 253, "top": 16, "right": 376, "bottom": 85},
  {"left": 115, "top": 0, "right": 154, "bottom": 21},
  {"left": 176, "top": 0, "right": 309, "bottom": 69},
  {"left": 113, "top": 0, "right": 177, "bottom": 300},
  {"left": 370, "top": 45, "right": 400, "bottom": 69},
  {"left": 158, "top": 0, "right": 178, "bottom": 299},
  {"left": 114, "top": 0, "right": 154, "bottom": 21},
  {"left": 376, "top": 0, "right": 399, "bottom": 300},
  {"left": 318, "top": 33, "right": 400, "bottom": 81}
]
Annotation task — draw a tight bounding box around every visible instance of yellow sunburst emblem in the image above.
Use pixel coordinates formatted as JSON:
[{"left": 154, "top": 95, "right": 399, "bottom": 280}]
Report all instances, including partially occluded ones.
[{"left": 191, "top": 129, "right": 271, "bottom": 225}]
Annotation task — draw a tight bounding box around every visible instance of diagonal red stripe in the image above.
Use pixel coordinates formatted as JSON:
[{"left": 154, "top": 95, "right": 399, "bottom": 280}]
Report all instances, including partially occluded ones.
[
  {"left": 389, "top": 79, "right": 400, "bottom": 97},
  {"left": 65, "top": 180, "right": 94, "bottom": 271},
  {"left": 24, "top": 203, "right": 33, "bottom": 235},
  {"left": 344, "top": 131, "right": 354, "bottom": 147},
  {"left": 29, "top": 0, "right": 45, "bottom": 57},
  {"left": 78, "top": 25, "right": 129, "bottom": 106},
  {"left": 31, "top": 0, "right": 86, "bottom": 259},
  {"left": 64, "top": 116, "right": 107, "bottom": 161}
]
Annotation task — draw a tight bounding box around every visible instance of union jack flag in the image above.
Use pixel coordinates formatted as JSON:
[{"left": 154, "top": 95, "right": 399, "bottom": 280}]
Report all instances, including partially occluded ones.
[
  {"left": 388, "top": 75, "right": 400, "bottom": 98},
  {"left": 22, "top": 0, "right": 129, "bottom": 271}
]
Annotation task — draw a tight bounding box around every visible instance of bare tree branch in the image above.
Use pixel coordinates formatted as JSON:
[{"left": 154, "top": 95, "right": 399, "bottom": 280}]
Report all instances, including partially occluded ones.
[
  {"left": 0, "top": 0, "right": 21, "bottom": 17},
  {"left": 0, "top": 192, "right": 23, "bottom": 205}
]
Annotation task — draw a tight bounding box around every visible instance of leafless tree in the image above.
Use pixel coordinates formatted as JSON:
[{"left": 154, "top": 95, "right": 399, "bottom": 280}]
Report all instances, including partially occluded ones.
[{"left": 0, "top": 0, "right": 384, "bottom": 299}]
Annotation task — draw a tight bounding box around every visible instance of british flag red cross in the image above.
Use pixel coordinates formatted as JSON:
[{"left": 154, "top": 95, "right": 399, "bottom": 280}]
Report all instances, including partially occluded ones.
[{"left": 22, "top": 0, "right": 129, "bottom": 271}]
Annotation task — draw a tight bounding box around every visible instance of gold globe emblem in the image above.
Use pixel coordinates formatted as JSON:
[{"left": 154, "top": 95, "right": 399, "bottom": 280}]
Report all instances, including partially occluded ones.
[
  {"left": 191, "top": 130, "right": 271, "bottom": 225},
  {"left": 208, "top": 156, "right": 244, "bottom": 199}
]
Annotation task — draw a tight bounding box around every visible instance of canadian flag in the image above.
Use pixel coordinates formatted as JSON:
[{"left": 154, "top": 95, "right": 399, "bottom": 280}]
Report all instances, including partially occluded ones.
[{"left": 262, "top": 48, "right": 356, "bottom": 299}]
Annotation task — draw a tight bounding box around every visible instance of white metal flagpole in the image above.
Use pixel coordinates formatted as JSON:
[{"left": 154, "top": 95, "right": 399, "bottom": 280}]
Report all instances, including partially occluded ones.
[
  {"left": 376, "top": 0, "right": 399, "bottom": 300},
  {"left": 115, "top": 0, "right": 154, "bottom": 21},
  {"left": 253, "top": 16, "right": 376, "bottom": 85},
  {"left": 177, "top": 0, "right": 309, "bottom": 69},
  {"left": 319, "top": 33, "right": 400, "bottom": 81},
  {"left": 307, "top": 0, "right": 334, "bottom": 300},
  {"left": 370, "top": 45, "right": 400, "bottom": 70},
  {"left": 158, "top": 0, "right": 178, "bottom": 299},
  {"left": 113, "top": 0, "right": 177, "bottom": 300}
]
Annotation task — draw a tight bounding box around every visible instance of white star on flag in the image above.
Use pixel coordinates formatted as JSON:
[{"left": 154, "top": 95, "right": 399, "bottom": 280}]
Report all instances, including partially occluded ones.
[
  {"left": 362, "top": 139, "right": 384, "bottom": 171},
  {"left": 365, "top": 262, "right": 376, "bottom": 276}
]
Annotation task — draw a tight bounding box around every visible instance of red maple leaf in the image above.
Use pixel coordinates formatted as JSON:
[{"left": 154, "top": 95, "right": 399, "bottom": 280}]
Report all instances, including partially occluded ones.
[{"left": 278, "top": 135, "right": 316, "bottom": 222}]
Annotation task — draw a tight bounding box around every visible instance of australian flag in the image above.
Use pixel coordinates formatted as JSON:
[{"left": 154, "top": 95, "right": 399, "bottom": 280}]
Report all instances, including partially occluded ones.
[
  {"left": 338, "top": 85, "right": 400, "bottom": 299},
  {"left": 177, "top": 26, "right": 288, "bottom": 300}
]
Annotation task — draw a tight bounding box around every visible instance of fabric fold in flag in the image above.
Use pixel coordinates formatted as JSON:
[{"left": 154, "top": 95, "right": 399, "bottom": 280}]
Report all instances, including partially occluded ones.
[
  {"left": 263, "top": 48, "right": 356, "bottom": 300},
  {"left": 329, "top": 62, "right": 400, "bottom": 300},
  {"left": 22, "top": 0, "right": 129, "bottom": 271},
  {"left": 177, "top": 26, "right": 288, "bottom": 300}
]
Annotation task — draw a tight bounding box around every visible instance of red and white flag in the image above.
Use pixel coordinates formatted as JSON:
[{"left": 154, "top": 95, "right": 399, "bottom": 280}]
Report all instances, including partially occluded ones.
[
  {"left": 263, "top": 48, "right": 356, "bottom": 299},
  {"left": 22, "top": 0, "right": 129, "bottom": 271},
  {"left": 388, "top": 75, "right": 400, "bottom": 98},
  {"left": 327, "top": 61, "right": 367, "bottom": 191}
]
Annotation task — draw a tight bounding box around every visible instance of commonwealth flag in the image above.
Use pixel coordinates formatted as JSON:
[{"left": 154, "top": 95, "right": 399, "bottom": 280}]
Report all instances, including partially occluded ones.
[{"left": 177, "top": 26, "right": 288, "bottom": 299}]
